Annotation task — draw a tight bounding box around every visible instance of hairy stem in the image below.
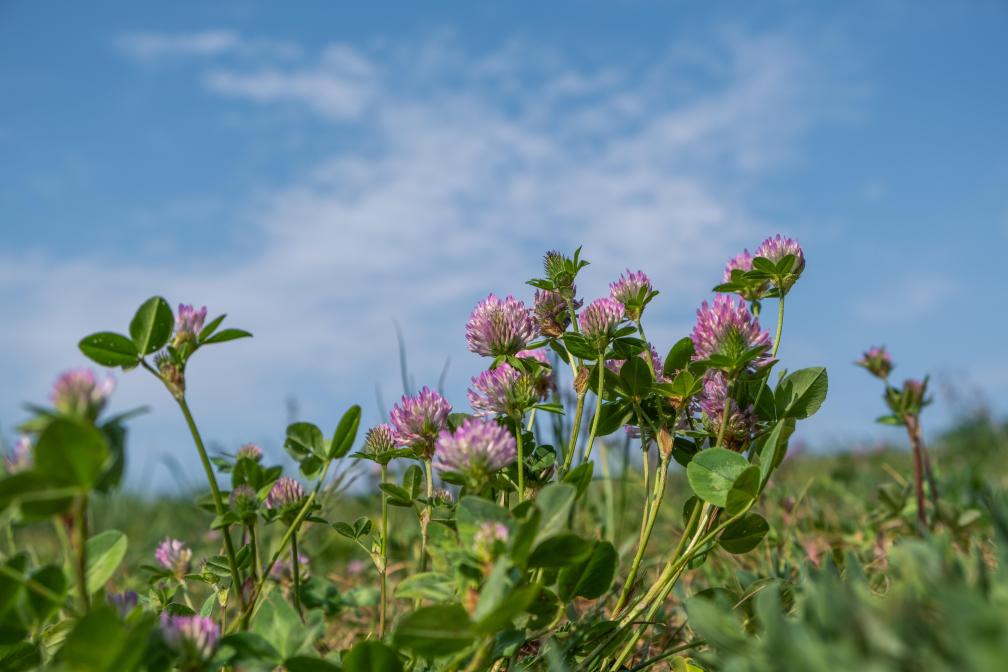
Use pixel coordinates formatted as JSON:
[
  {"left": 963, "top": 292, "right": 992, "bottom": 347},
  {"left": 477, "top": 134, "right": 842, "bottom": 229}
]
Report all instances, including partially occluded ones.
[
  {"left": 379, "top": 464, "right": 389, "bottom": 638},
  {"left": 290, "top": 532, "right": 303, "bottom": 619},
  {"left": 561, "top": 391, "right": 587, "bottom": 475},
  {"left": 175, "top": 396, "right": 247, "bottom": 615},
  {"left": 73, "top": 495, "right": 89, "bottom": 613},
  {"left": 906, "top": 414, "right": 928, "bottom": 530},
  {"left": 418, "top": 458, "right": 434, "bottom": 572},
  {"left": 583, "top": 357, "right": 606, "bottom": 463},
  {"left": 248, "top": 524, "right": 260, "bottom": 582},
  {"left": 516, "top": 418, "right": 526, "bottom": 501},
  {"left": 231, "top": 458, "right": 333, "bottom": 632},
  {"left": 610, "top": 504, "right": 742, "bottom": 671},
  {"left": 771, "top": 295, "right": 785, "bottom": 359},
  {"left": 612, "top": 452, "right": 669, "bottom": 617}
]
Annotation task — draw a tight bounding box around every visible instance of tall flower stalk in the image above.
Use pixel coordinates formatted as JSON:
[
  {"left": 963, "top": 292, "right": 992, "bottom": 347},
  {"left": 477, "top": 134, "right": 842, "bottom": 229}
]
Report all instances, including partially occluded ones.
[{"left": 858, "top": 347, "right": 936, "bottom": 531}]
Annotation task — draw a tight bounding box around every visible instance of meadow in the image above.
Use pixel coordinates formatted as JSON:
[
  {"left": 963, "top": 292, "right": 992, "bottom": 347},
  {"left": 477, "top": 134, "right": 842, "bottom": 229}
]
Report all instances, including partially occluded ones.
[{"left": 2, "top": 239, "right": 1006, "bottom": 671}]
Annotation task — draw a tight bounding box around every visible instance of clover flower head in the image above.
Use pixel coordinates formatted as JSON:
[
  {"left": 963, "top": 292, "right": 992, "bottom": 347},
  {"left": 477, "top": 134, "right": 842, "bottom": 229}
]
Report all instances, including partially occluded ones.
[
  {"left": 698, "top": 372, "right": 758, "bottom": 449},
  {"left": 266, "top": 477, "right": 305, "bottom": 510},
  {"left": 609, "top": 270, "right": 653, "bottom": 319},
  {"left": 534, "top": 288, "right": 579, "bottom": 338},
  {"left": 51, "top": 369, "right": 115, "bottom": 421},
  {"left": 856, "top": 346, "right": 893, "bottom": 380},
  {"left": 108, "top": 590, "right": 138, "bottom": 618},
  {"left": 236, "top": 443, "right": 263, "bottom": 462},
  {"left": 4, "top": 435, "right": 32, "bottom": 474},
  {"left": 690, "top": 295, "right": 772, "bottom": 371},
  {"left": 578, "top": 297, "right": 624, "bottom": 350},
  {"left": 723, "top": 249, "right": 754, "bottom": 282},
  {"left": 755, "top": 234, "right": 805, "bottom": 293},
  {"left": 465, "top": 294, "right": 537, "bottom": 357},
  {"left": 467, "top": 364, "right": 534, "bottom": 418},
  {"left": 473, "top": 521, "right": 510, "bottom": 563},
  {"left": 364, "top": 424, "right": 396, "bottom": 455},
  {"left": 155, "top": 538, "right": 192, "bottom": 577},
  {"left": 161, "top": 614, "right": 220, "bottom": 664},
  {"left": 434, "top": 417, "right": 516, "bottom": 478},
  {"left": 174, "top": 304, "right": 207, "bottom": 346},
  {"left": 389, "top": 387, "right": 452, "bottom": 459},
  {"left": 229, "top": 485, "right": 258, "bottom": 513},
  {"left": 517, "top": 348, "right": 555, "bottom": 399},
  {"left": 432, "top": 488, "right": 455, "bottom": 506},
  {"left": 755, "top": 234, "right": 805, "bottom": 270}
]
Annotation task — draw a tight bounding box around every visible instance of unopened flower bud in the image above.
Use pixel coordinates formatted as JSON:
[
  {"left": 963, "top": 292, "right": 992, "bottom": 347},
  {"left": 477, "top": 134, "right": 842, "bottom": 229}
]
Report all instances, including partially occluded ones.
[
  {"left": 156, "top": 354, "right": 185, "bottom": 398},
  {"left": 236, "top": 443, "right": 263, "bottom": 462},
  {"left": 856, "top": 346, "right": 893, "bottom": 380}
]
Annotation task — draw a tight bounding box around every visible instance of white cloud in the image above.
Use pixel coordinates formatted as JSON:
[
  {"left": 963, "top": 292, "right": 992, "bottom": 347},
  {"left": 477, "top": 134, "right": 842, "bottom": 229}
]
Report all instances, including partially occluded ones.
[
  {"left": 116, "top": 30, "right": 300, "bottom": 62},
  {"left": 2, "top": 30, "right": 852, "bottom": 487},
  {"left": 203, "top": 44, "right": 376, "bottom": 120}
]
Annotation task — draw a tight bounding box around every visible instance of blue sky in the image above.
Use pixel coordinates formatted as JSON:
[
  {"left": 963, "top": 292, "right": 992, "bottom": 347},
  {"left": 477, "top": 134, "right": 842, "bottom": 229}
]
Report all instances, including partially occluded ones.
[{"left": 1, "top": 1, "right": 1006, "bottom": 490}]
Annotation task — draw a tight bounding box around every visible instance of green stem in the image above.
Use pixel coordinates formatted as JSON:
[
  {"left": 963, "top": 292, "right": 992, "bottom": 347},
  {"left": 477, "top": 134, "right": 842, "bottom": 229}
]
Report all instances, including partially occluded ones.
[
  {"left": 379, "top": 464, "right": 389, "bottom": 638},
  {"left": 589, "top": 502, "right": 703, "bottom": 669},
  {"left": 600, "top": 440, "right": 615, "bottom": 540},
  {"left": 0, "top": 563, "right": 77, "bottom": 616},
  {"left": 583, "top": 357, "right": 606, "bottom": 463},
  {"left": 74, "top": 495, "right": 89, "bottom": 613},
  {"left": 525, "top": 408, "right": 537, "bottom": 433},
  {"left": 290, "top": 532, "right": 303, "bottom": 619},
  {"left": 52, "top": 517, "right": 72, "bottom": 567},
  {"left": 175, "top": 396, "right": 247, "bottom": 615},
  {"left": 516, "top": 418, "right": 525, "bottom": 501},
  {"left": 248, "top": 524, "right": 260, "bottom": 582},
  {"left": 636, "top": 320, "right": 665, "bottom": 427},
  {"left": 627, "top": 640, "right": 705, "bottom": 672},
  {"left": 3, "top": 518, "right": 15, "bottom": 557},
  {"left": 714, "top": 388, "right": 733, "bottom": 450},
  {"left": 596, "top": 394, "right": 733, "bottom": 668},
  {"left": 771, "top": 296, "right": 785, "bottom": 359},
  {"left": 462, "top": 637, "right": 495, "bottom": 672},
  {"left": 561, "top": 391, "right": 587, "bottom": 475},
  {"left": 419, "top": 459, "right": 434, "bottom": 572},
  {"left": 612, "top": 452, "right": 668, "bottom": 617},
  {"left": 609, "top": 506, "right": 738, "bottom": 671},
  {"left": 179, "top": 581, "right": 196, "bottom": 612},
  {"left": 231, "top": 457, "right": 333, "bottom": 632}
]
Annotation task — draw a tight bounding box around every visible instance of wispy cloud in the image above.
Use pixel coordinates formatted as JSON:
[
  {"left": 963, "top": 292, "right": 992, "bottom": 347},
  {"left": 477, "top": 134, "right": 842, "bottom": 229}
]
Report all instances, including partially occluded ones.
[
  {"left": 204, "top": 44, "right": 376, "bottom": 120},
  {"left": 2, "top": 29, "right": 853, "bottom": 486},
  {"left": 116, "top": 30, "right": 300, "bottom": 62}
]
